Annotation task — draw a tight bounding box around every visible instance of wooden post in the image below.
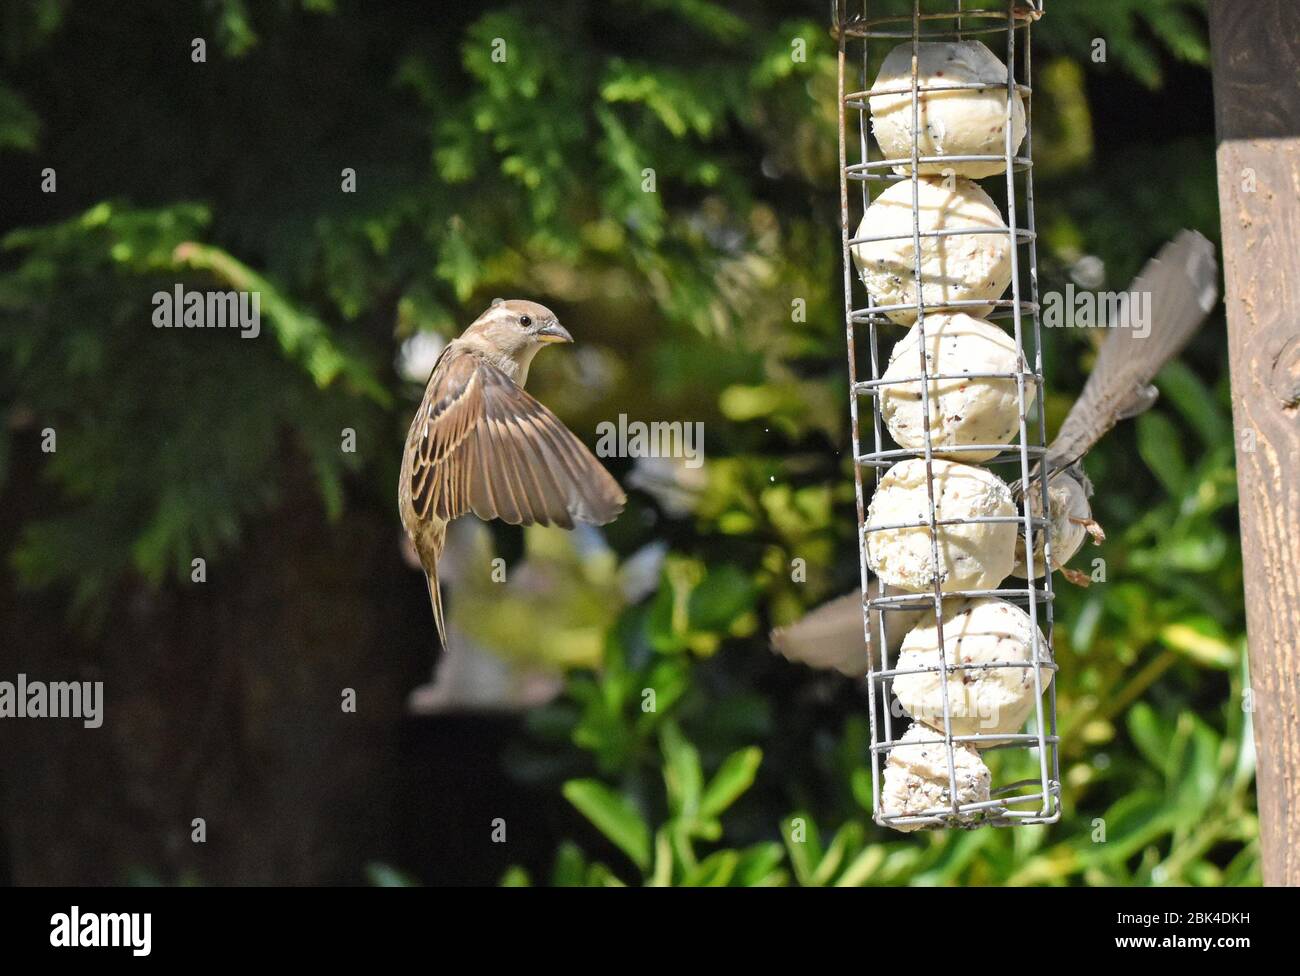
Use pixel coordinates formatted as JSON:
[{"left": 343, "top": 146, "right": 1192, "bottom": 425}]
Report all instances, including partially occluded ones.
[{"left": 1208, "top": 0, "right": 1300, "bottom": 887}]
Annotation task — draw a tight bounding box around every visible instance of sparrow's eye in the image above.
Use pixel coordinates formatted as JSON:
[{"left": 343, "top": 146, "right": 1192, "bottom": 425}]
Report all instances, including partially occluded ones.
[{"left": 520, "top": 315, "right": 533, "bottom": 327}]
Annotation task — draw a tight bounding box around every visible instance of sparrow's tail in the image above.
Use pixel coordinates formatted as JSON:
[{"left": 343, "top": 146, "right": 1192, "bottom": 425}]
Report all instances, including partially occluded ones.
[{"left": 424, "top": 570, "right": 449, "bottom": 649}]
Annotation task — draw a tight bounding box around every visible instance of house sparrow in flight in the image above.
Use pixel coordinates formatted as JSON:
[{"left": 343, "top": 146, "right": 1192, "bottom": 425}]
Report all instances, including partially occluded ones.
[
  {"left": 775, "top": 230, "right": 1218, "bottom": 674},
  {"left": 399, "top": 299, "right": 625, "bottom": 645}
]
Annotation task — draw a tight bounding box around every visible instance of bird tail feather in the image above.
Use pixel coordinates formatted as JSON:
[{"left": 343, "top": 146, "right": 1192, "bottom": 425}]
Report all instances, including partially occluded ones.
[{"left": 425, "top": 569, "right": 448, "bottom": 649}]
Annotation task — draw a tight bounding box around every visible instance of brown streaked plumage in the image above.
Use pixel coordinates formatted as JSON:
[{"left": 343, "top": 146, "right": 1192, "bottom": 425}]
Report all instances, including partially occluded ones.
[{"left": 399, "top": 299, "right": 625, "bottom": 645}]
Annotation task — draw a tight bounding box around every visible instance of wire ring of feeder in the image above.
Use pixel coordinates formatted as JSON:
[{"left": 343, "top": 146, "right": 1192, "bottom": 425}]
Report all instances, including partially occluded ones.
[
  {"left": 836, "top": 0, "right": 1059, "bottom": 831},
  {"left": 836, "top": 6, "right": 1044, "bottom": 40},
  {"left": 848, "top": 157, "right": 1035, "bottom": 180},
  {"left": 855, "top": 444, "right": 1050, "bottom": 470},
  {"left": 867, "top": 587, "right": 1055, "bottom": 611},
  {"left": 847, "top": 225, "right": 1037, "bottom": 245},
  {"left": 849, "top": 298, "right": 1040, "bottom": 324}
]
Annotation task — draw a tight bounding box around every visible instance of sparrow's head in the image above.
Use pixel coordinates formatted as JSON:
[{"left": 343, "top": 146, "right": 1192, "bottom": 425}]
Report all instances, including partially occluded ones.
[{"left": 465, "top": 299, "right": 572, "bottom": 359}]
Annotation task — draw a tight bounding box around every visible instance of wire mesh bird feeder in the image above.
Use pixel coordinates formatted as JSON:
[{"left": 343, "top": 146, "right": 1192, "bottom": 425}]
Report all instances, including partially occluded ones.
[{"left": 834, "top": 0, "right": 1060, "bottom": 829}]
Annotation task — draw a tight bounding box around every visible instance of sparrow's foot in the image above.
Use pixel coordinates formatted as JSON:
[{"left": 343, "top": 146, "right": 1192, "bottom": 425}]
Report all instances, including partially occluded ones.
[
  {"left": 1070, "top": 516, "right": 1106, "bottom": 545},
  {"left": 1061, "top": 566, "right": 1092, "bottom": 587}
]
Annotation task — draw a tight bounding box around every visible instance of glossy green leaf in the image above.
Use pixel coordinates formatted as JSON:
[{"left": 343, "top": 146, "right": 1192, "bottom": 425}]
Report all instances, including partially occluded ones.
[
  {"left": 682, "top": 849, "right": 740, "bottom": 887},
  {"left": 688, "top": 563, "right": 758, "bottom": 633},
  {"left": 660, "top": 721, "right": 703, "bottom": 819},
  {"left": 699, "top": 746, "right": 762, "bottom": 819},
  {"left": 562, "top": 780, "right": 652, "bottom": 870},
  {"left": 782, "top": 813, "right": 823, "bottom": 887},
  {"left": 1137, "top": 411, "right": 1188, "bottom": 497}
]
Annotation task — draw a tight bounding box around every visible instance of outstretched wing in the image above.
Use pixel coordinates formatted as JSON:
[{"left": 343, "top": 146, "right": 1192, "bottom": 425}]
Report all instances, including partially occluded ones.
[
  {"left": 770, "top": 591, "right": 870, "bottom": 677},
  {"left": 407, "top": 350, "right": 625, "bottom": 528},
  {"left": 1045, "top": 230, "right": 1218, "bottom": 476}
]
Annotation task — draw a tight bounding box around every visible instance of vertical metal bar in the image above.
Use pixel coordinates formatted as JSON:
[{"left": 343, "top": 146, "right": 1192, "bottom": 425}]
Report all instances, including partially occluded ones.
[
  {"left": 838, "top": 0, "right": 883, "bottom": 821},
  {"left": 860, "top": 1, "right": 891, "bottom": 786},
  {"left": 1020, "top": 4, "right": 1060, "bottom": 819},
  {"left": 1001, "top": 0, "right": 1053, "bottom": 820},
  {"left": 904, "top": 0, "right": 961, "bottom": 816}
]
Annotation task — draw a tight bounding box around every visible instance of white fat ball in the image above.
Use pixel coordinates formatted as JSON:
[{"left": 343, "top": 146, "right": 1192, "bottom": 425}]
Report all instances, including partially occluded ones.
[
  {"left": 869, "top": 40, "right": 1026, "bottom": 179},
  {"left": 851, "top": 177, "right": 1012, "bottom": 326}
]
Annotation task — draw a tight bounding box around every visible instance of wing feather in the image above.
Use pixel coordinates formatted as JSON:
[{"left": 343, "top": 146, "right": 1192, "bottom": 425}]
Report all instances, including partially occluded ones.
[
  {"left": 405, "top": 351, "right": 626, "bottom": 530},
  {"left": 1045, "top": 230, "right": 1218, "bottom": 475}
]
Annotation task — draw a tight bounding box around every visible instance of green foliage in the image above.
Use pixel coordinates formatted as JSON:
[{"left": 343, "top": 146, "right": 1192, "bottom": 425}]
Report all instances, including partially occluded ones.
[
  {"left": 513, "top": 719, "right": 779, "bottom": 886},
  {"left": 0, "top": 84, "right": 39, "bottom": 151},
  {"left": 1036, "top": 0, "right": 1210, "bottom": 88},
  {"left": 0, "top": 202, "right": 382, "bottom": 618}
]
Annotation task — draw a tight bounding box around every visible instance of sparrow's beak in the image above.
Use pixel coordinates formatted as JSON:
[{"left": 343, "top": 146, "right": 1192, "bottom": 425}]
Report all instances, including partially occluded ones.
[{"left": 536, "top": 321, "right": 573, "bottom": 344}]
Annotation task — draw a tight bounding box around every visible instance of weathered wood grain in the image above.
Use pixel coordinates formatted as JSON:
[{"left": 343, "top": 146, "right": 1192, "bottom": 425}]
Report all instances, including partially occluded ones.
[{"left": 1209, "top": 0, "right": 1300, "bottom": 887}]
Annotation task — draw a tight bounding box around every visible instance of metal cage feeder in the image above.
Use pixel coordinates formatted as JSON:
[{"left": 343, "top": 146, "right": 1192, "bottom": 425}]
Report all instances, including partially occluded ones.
[{"left": 834, "top": 0, "right": 1060, "bottom": 829}]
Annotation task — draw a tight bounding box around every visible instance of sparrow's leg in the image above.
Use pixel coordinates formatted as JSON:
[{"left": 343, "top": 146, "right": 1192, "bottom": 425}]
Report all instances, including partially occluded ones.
[
  {"left": 1061, "top": 567, "right": 1092, "bottom": 588},
  {"left": 1069, "top": 515, "right": 1107, "bottom": 545}
]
